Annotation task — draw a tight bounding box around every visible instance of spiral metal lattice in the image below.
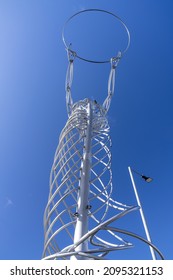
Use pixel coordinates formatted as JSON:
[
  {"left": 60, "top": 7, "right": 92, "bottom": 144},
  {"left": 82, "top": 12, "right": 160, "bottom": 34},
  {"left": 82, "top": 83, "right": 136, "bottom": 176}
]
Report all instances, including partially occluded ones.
[{"left": 42, "top": 99, "right": 164, "bottom": 260}]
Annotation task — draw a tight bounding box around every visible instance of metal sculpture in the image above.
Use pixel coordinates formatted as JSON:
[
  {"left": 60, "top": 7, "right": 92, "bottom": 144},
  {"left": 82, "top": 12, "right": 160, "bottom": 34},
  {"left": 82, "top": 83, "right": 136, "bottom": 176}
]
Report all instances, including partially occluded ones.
[{"left": 42, "top": 9, "right": 164, "bottom": 260}]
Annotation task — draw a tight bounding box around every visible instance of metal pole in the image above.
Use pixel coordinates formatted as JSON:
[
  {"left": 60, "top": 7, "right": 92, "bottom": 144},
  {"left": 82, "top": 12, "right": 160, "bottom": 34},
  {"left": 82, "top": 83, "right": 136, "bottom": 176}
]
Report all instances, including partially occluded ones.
[
  {"left": 128, "top": 166, "right": 156, "bottom": 260},
  {"left": 71, "top": 100, "right": 92, "bottom": 259}
]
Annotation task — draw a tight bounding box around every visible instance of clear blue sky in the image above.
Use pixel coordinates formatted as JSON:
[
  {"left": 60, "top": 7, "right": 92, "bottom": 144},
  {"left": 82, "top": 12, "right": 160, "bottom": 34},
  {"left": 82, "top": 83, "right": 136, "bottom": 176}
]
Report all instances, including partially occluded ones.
[{"left": 0, "top": 0, "right": 173, "bottom": 260}]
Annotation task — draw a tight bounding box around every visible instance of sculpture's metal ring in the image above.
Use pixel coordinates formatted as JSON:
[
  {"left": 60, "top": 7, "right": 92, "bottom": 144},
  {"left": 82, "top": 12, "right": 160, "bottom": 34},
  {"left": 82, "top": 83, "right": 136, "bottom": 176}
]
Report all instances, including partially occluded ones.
[{"left": 62, "top": 9, "right": 130, "bottom": 64}]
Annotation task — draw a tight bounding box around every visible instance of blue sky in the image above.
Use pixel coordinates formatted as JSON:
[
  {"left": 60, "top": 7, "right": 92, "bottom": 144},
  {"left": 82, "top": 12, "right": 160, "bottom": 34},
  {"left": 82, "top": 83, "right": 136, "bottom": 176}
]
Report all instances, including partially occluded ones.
[{"left": 0, "top": 0, "right": 173, "bottom": 260}]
